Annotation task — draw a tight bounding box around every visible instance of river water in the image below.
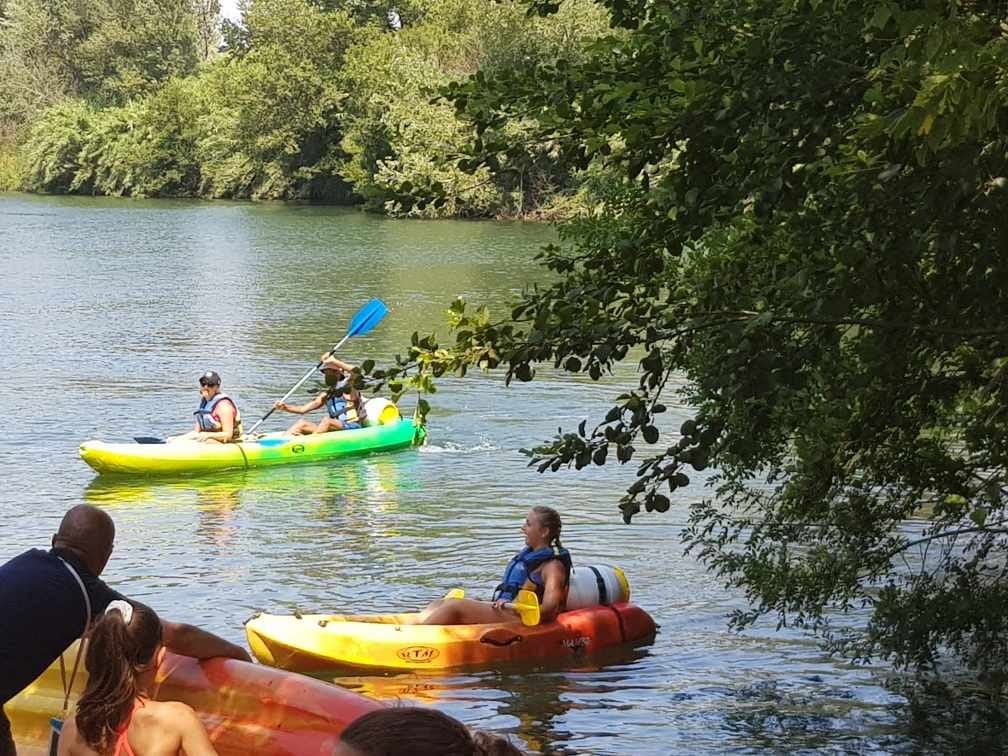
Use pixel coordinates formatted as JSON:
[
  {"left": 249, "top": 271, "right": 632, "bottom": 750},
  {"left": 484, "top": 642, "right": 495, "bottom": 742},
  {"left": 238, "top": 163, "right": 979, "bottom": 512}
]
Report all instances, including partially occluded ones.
[{"left": 0, "top": 193, "right": 977, "bottom": 754}]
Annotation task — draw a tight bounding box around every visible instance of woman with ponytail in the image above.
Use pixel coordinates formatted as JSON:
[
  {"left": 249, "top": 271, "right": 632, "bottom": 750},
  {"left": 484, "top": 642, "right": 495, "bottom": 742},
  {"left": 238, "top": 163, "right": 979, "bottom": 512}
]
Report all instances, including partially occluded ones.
[
  {"left": 57, "top": 600, "right": 217, "bottom": 756},
  {"left": 418, "top": 506, "right": 571, "bottom": 625}
]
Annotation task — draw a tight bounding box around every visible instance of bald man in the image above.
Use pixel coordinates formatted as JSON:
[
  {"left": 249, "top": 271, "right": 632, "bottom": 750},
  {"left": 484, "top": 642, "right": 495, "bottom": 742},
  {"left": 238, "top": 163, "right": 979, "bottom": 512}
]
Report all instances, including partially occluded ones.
[{"left": 0, "top": 505, "right": 251, "bottom": 755}]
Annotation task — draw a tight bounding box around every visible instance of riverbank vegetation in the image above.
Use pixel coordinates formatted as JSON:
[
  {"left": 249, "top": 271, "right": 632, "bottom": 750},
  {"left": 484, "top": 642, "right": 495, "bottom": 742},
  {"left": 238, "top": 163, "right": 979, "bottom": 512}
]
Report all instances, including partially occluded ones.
[
  {"left": 367, "top": 0, "right": 1008, "bottom": 685},
  {"left": 0, "top": 0, "right": 609, "bottom": 217}
]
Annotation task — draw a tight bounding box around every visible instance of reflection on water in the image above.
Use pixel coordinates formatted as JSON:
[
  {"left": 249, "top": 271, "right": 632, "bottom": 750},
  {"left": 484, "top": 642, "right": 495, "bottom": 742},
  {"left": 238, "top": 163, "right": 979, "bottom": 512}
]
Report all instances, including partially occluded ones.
[
  {"left": 329, "top": 647, "right": 656, "bottom": 755},
  {"left": 0, "top": 194, "right": 983, "bottom": 754}
]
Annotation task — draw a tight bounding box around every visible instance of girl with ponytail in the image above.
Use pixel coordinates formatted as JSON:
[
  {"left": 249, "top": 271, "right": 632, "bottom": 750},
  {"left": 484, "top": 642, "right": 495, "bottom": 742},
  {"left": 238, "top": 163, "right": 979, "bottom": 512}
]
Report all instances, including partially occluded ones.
[
  {"left": 418, "top": 506, "right": 571, "bottom": 626},
  {"left": 57, "top": 600, "right": 217, "bottom": 756}
]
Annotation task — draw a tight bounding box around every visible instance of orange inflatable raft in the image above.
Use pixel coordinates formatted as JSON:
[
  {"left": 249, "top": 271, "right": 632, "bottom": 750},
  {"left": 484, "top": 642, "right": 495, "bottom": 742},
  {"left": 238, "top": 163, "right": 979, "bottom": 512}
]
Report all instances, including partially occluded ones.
[{"left": 7, "top": 644, "right": 380, "bottom": 755}]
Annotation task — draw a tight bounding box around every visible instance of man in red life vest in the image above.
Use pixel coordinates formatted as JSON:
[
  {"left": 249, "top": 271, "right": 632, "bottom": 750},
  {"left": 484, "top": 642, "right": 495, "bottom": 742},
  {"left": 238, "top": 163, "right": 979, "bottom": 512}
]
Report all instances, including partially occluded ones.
[{"left": 173, "top": 371, "right": 243, "bottom": 443}]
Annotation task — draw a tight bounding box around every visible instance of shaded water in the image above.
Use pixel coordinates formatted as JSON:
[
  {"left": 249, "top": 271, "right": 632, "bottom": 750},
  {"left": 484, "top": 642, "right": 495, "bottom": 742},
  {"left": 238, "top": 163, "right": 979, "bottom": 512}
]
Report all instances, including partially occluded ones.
[{"left": 0, "top": 193, "right": 967, "bottom": 753}]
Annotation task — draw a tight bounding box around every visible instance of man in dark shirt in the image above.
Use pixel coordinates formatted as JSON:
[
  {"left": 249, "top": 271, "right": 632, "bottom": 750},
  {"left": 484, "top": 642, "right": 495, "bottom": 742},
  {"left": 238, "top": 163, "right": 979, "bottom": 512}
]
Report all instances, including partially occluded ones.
[{"left": 0, "top": 504, "right": 251, "bottom": 755}]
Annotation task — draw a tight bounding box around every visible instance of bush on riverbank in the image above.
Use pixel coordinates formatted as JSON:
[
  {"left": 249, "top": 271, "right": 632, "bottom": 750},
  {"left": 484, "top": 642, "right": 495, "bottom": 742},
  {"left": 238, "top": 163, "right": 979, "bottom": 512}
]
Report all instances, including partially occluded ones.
[{"left": 0, "top": 140, "right": 21, "bottom": 191}]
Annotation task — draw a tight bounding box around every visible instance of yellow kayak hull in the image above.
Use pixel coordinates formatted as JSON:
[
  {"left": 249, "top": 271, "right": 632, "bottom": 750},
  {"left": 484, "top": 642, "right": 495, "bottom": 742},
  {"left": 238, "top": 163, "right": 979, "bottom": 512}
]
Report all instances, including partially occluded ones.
[
  {"left": 79, "top": 419, "right": 425, "bottom": 476},
  {"left": 246, "top": 604, "right": 658, "bottom": 673}
]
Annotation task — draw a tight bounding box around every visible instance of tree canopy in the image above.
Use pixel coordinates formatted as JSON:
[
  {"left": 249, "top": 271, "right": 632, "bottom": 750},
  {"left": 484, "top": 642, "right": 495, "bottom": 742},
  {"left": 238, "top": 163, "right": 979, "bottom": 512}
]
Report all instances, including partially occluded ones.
[
  {"left": 370, "top": 0, "right": 1008, "bottom": 678},
  {"left": 1, "top": 0, "right": 610, "bottom": 207}
]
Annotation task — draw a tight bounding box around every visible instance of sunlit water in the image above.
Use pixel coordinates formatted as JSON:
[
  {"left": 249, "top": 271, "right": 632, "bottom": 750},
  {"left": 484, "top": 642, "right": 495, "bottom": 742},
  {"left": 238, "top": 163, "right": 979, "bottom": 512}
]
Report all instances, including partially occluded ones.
[{"left": 0, "top": 194, "right": 979, "bottom": 753}]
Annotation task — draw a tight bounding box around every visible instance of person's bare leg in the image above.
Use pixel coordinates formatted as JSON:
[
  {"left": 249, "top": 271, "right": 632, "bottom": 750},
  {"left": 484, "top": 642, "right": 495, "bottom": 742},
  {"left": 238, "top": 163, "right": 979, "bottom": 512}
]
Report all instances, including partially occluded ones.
[
  {"left": 287, "top": 419, "right": 318, "bottom": 435},
  {"left": 416, "top": 598, "right": 518, "bottom": 625},
  {"left": 313, "top": 417, "right": 345, "bottom": 434}
]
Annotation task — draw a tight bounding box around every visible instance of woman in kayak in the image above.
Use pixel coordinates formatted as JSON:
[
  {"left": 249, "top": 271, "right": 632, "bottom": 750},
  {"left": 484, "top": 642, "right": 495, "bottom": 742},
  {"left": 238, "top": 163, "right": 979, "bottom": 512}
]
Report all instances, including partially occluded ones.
[
  {"left": 272, "top": 355, "right": 365, "bottom": 434},
  {"left": 417, "top": 506, "right": 572, "bottom": 625},
  {"left": 57, "top": 600, "right": 217, "bottom": 756}
]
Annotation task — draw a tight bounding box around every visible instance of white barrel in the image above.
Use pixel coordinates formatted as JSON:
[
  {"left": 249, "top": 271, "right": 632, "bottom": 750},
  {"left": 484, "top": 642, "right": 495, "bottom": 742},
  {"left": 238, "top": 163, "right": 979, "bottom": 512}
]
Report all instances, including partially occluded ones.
[
  {"left": 363, "top": 397, "right": 401, "bottom": 426},
  {"left": 565, "top": 565, "right": 631, "bottom": 610}
]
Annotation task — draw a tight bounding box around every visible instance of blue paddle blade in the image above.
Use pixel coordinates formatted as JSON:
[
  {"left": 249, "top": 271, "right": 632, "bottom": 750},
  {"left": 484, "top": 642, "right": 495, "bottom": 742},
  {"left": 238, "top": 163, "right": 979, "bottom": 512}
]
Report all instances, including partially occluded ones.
[
  {"left": 255, "top": 437, "right": 289, "bottom": 447},
  {"left": 347, "top": 298, "right": 388, "bottom": 337}
]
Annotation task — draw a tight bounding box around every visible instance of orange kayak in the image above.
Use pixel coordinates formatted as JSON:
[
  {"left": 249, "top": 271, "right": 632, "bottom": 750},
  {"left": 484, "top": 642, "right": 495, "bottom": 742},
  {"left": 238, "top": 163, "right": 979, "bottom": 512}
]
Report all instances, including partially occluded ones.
[
  {"left": 7, "top": 645, "right": 380, "bottom": 755},
  {"left": 246, "top": 603, "right": 658, "bottom": 673}
]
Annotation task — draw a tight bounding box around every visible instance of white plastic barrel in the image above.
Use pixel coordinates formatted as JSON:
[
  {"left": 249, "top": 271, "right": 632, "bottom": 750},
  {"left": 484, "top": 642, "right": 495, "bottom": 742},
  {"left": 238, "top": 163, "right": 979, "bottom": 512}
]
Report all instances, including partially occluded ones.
[
  {"left": 363, "top": 397, "right": 401, "bottom": 426},
  {"left": 565, "top": 565, "right": 631, "bottom": 610}
]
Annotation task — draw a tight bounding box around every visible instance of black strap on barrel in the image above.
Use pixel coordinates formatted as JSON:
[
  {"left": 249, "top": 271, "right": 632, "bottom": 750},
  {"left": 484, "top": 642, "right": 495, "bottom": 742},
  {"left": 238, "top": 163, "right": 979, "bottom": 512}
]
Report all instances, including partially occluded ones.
[{"left": 587, "top": 565, "right": 609, "bottom": 605}]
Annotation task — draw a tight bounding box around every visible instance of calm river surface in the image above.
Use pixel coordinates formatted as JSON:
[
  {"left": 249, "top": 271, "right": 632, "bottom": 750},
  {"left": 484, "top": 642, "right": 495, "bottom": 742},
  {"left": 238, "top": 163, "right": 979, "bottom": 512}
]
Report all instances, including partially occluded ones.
[{"left": 0, "top": 193, "right": 973, "bottom": 754}]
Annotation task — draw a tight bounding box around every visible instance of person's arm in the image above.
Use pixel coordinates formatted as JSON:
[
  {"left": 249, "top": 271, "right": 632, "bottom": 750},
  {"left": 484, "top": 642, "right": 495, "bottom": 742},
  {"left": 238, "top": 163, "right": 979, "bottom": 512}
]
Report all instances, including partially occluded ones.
[
  {"left": 167, "top": 702, "right": 219, "bottom": 756},
  {"left": 274, "top": 393, "right": 326, "bottom": 414},
  {"left": 321, "top": 354, "right": 355, "bottom": 372},
  {"left": 161, "top": 620, "right": 252, "bottom": 662},
  {"left": 538, "top": 562, "right": 569, "bottom": 623}
]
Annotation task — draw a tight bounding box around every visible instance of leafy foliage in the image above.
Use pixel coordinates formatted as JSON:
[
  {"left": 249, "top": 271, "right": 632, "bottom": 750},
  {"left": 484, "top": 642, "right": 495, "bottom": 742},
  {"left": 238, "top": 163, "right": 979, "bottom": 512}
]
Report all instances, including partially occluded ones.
[
  {"left": 361, "top": 0, "right": 1008, "bottom": 677},
  {"left": 7, "top": 0, "right": 608, "bottom": 210},
  {"left": 0, "top": 0, "right": 212, "bottom": 188},
  {"left": 73, "top": 0, "right": 203, "bottom": 103},
  {"left": 334, "top": 0, "right": 610, "bottom": 216},
  {"left": 0, "top": 0, "right": 204, "bottom": 106},
  {"left": 20, "top": 99, "right": 100, "bottom": 192}
]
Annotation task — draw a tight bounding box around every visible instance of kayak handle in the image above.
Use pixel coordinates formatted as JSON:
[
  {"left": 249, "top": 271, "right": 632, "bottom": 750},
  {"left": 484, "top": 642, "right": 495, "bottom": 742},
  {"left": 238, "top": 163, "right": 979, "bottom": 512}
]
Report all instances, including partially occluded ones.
[{"left": 479, "top": 628, "right": 524, "bottom": 647}]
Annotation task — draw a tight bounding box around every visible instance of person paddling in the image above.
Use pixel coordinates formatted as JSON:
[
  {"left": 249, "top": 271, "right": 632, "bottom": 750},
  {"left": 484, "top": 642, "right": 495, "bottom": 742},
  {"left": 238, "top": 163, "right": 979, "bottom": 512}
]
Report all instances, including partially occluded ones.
[
  {"left": 417, "top": 506, "right": 572, "bottom": 625},
  {"left": 56, "top": 601, "right": 218, "bottom": 756},
  {"left": 272, "top": 355, "right": 366, "bottom": 435},
  {"left": 173, "top": 371, "right": 243, "bottom": 443}
]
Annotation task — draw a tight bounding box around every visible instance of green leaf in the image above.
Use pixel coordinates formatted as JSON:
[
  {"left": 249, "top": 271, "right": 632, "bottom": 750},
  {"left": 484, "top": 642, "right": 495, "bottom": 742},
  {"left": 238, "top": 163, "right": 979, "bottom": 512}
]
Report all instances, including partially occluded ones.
[{"left": 969, "top": 507, "right": 988, "bottom": 527}]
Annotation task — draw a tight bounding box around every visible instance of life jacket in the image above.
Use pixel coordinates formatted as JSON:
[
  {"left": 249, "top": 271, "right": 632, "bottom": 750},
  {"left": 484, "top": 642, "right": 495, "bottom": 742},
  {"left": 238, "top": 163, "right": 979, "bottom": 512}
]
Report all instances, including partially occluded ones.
[
  {"left": 493, "top": 545, "right": 572, "bottom": 602},
  {"left": 324, "top": 378, "right": 364, "bottom": 425},
  {"left": 194, "top": 393, "right": 243, "bottom": 441}
]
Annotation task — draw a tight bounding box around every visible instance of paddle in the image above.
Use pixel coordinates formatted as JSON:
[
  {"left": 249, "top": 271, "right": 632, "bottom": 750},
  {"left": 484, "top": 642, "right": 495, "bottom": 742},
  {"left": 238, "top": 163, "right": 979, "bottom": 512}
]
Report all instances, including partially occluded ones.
[
  {"left": 508, "top": 590, "right": 541, "bottom": 626},
  {"left": 443, "top": 588, "right": 541, "bottom": 626},
  {"left": 133, "top": 434, "right": 291, "bottom": 446},
  {"left": 247, "top": 298, "right": 390, "bottom": 437}
]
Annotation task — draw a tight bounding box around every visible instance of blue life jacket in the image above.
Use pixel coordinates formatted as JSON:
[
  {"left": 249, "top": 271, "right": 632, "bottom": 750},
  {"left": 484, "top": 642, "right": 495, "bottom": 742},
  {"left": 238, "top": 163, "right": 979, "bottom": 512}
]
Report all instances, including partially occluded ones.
[
  {"left": 324, "top": 378, "right": 362, "bottom": 424},
  {"left": 493, "top": 545, "right": 572, "bottom": 602},
  {"left": 194, "top": 393, "right": 242, "bottom": 439}
]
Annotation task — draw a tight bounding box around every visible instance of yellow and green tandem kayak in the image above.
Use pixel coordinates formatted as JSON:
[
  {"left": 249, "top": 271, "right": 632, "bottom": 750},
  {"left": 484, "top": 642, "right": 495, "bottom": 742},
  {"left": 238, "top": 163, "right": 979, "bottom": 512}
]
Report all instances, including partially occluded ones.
[{"left": 80, "top": 418, "right": 426, "bottom": 476}]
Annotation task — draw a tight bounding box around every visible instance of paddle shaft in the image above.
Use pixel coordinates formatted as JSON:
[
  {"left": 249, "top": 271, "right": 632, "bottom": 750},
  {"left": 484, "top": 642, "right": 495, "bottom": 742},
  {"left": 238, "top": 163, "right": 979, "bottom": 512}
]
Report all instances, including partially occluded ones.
[{"left": 245, "top": 334, "right": 350, "bottom": 436}]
